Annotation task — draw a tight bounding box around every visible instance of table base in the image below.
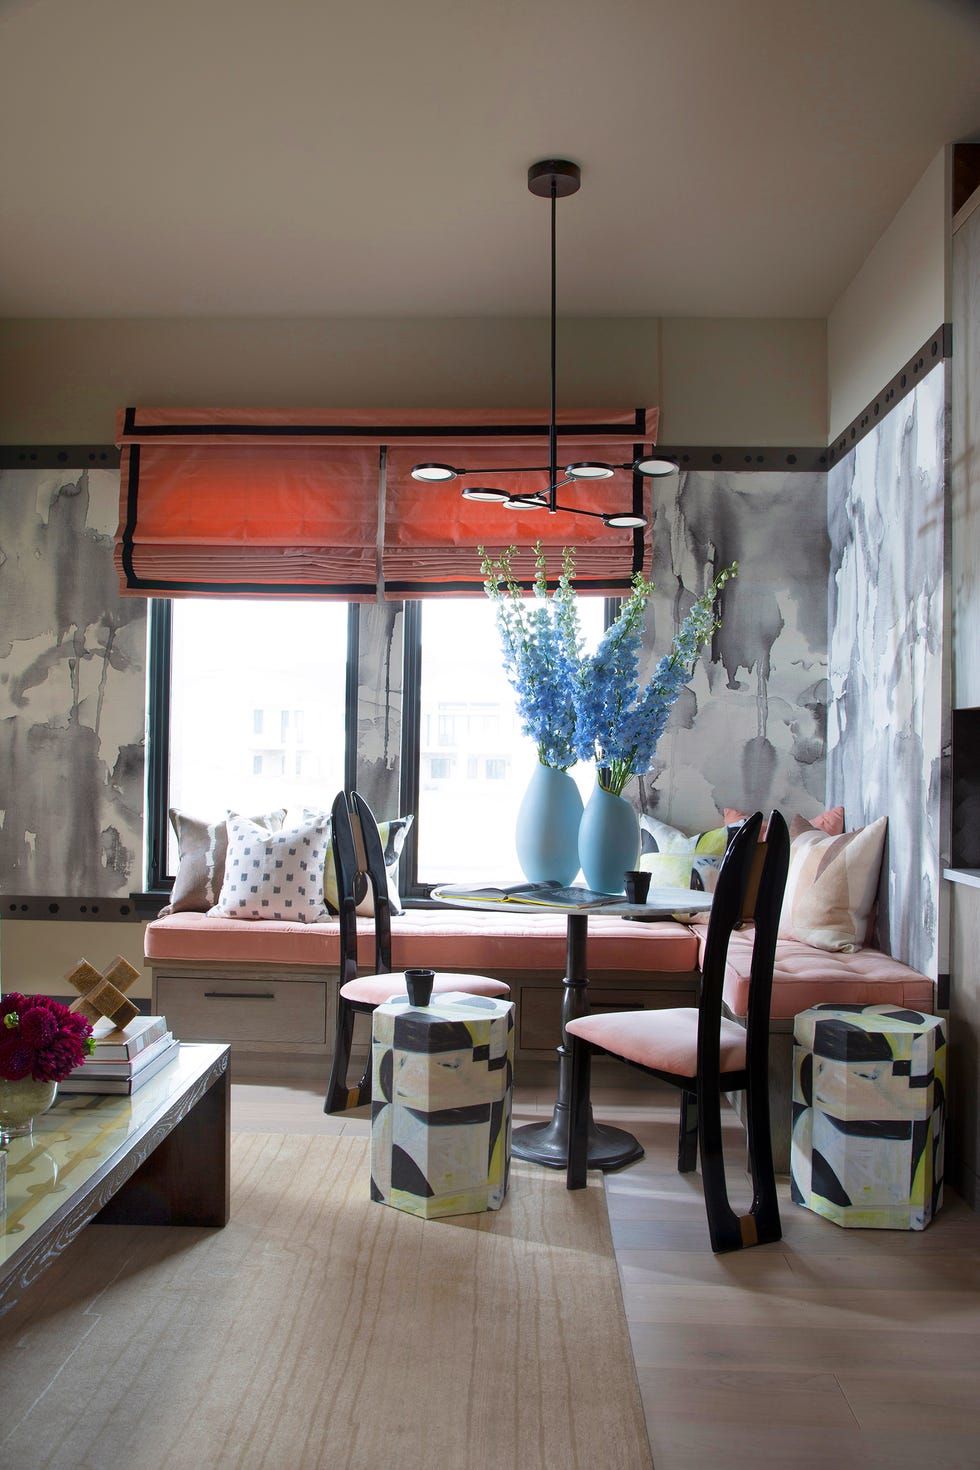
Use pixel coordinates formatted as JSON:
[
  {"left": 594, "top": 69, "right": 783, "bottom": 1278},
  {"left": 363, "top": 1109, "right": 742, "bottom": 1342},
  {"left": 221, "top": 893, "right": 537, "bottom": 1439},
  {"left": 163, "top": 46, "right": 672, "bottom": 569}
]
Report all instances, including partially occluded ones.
[{"left": 512, "top": 1105, "right": 643, "bottom": 1171}]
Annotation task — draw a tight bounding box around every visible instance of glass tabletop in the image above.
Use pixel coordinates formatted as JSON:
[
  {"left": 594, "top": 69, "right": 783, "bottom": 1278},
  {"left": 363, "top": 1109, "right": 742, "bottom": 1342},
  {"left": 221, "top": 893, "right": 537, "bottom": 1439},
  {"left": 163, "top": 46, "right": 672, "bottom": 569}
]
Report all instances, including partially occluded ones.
[
  {"left": 0, "top": 1043, "right": 224, "bottom": 1272},
  {"left": 430, "top": 882, "right": 712, "bottom": 918}
]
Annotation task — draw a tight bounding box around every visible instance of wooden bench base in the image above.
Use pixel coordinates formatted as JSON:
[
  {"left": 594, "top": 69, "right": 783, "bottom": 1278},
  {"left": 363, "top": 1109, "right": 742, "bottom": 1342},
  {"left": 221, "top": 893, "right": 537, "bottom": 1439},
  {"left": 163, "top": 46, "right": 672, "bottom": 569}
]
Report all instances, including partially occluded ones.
[{"left": 149, "top": 955, "right": 701, "bottom": 1074}]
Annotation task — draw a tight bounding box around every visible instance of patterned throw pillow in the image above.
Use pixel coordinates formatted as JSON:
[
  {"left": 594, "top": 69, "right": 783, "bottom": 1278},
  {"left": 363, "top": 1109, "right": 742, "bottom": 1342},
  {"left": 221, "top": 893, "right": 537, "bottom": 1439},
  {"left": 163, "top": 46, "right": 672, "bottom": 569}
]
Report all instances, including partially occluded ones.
[
  {"left": 778, "top": 815, "right": 887, "bottom": 952},
  {"left": 208, "top": 813, "right": 331, "bottom": 923},
  {"left": 321, "top": 812, "right": 413, "bottom": 917},
  {"left": 637, "top": 815, "right": 730, "bottom": 892},
  {"left": 158, "top": 808, "right": 286, "bottom": 915}
]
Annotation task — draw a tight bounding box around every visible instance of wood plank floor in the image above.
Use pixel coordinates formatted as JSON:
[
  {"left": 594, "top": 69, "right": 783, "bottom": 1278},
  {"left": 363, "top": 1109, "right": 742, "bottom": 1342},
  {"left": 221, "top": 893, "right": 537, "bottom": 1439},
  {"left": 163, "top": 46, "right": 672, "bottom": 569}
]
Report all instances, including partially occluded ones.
[{"left": 234, "top": 1072, "right": 980, "bottom": 1470}]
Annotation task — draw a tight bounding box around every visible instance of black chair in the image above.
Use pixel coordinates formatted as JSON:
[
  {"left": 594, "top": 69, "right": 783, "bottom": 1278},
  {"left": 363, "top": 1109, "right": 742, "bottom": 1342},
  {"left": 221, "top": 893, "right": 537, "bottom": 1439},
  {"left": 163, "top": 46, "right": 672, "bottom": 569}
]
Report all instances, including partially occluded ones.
[
  {"left": 323, "top": 790, "right": 510, "bottom": 1114},
  {"left": 565, "top": 810, "right": 790, "bottom": 1253}
]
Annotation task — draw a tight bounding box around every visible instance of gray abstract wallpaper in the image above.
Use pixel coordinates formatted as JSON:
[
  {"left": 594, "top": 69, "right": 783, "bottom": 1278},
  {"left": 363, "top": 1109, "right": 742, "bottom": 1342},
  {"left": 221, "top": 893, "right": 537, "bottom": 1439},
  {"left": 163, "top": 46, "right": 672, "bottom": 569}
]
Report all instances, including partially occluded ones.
[
  {"left": 827, "top": 364, "right": 947, "bottom": 978},
  {"left": 634, "top": 469, "right": 830, "bottom": 834},
  {"left": 1, "top": 430, "right": 946, "bottom": 976},
  {"left": 0, "top": 468, "right": 145, "bottom": 896},
  {"left": 952, "top": 197, "right": 980, "bottom": 709},
  {"left": 356, "top": 601, "right": 404, "bottom": 818}
]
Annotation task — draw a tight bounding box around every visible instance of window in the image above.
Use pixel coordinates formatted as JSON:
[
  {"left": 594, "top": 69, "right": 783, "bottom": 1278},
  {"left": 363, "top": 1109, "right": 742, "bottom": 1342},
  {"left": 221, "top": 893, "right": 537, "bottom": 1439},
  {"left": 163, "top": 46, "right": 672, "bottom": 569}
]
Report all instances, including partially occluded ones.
[
  {"left": 152, "top": 599, "right": 349, "bottom": 882},
  {"left": 147, "top": 590, "right": 613, "bottom": 897},
  {"left": 408, "top": 597, "right": 607, "bottom": 888}
]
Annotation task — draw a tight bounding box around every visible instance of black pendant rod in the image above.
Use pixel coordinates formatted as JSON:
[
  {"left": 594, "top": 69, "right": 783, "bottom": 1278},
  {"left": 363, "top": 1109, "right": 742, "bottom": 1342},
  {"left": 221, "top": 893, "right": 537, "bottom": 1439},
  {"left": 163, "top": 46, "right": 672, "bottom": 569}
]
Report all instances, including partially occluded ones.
[
  {"left": 528, "top": 159, "right": 580, "bottom": 515},
  {"left": 549, "top": 176, "right": 558, "bottom": 514}
]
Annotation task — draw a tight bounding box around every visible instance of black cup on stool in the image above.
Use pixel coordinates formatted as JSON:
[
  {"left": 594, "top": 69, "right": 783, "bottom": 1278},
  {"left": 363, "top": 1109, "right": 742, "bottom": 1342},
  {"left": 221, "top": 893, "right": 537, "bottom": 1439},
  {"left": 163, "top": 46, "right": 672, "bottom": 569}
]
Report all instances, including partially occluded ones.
[
  {"left": 404, "top": 968, "right": 435, "bottom": 1007},
  {"left": 624, "top": 870, "right": 651, "bottom": 905}
]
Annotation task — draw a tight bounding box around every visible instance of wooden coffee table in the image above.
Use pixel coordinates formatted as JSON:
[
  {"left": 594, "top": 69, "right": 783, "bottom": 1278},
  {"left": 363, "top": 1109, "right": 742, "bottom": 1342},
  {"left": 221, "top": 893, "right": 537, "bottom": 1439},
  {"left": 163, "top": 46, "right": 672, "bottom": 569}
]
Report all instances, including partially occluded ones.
[{"left": 0, "top": 1042, "right": 229, "bottom": 1314}]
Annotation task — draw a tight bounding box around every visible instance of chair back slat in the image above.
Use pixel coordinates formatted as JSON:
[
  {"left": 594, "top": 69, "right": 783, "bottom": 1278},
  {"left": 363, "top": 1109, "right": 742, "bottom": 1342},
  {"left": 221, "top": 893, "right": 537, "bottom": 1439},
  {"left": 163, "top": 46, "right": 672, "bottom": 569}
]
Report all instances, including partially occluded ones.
[
  {"left": 330, "top": 790, "right": 361, "bottom": 987},
  {"left": 744, "top": 809, "right": 790, "bottom": 1069},
  {"left": 696, "top": 812, "right": 763, "bottom": 1078},
  {"left": 351, "top": 791, "right": 393, "bottom": 975},
  {"left": 331, "top": 789, "right": 394, "bottom": 980}
]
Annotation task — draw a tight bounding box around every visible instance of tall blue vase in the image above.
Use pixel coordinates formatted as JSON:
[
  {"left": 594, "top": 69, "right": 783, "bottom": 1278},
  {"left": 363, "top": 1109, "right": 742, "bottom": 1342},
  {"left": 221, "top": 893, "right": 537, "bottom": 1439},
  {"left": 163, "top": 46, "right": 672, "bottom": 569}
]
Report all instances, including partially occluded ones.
[
  {"left": 515, "top": 763, "right": 584, "bottom": 886},
  {"left": 578, "top": 781, "right": 640, "bottom": 894}
]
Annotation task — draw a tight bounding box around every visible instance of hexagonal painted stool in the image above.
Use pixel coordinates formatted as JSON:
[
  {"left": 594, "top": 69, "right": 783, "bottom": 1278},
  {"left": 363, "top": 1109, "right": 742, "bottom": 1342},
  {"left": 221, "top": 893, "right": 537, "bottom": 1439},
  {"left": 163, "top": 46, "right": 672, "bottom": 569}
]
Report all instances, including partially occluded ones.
[
  {"left": 370, "top": 991, "right": 514, "bottom": 1219},
  {"left": 791, "top": 1003, "right": 946, "bottom": 1230}
]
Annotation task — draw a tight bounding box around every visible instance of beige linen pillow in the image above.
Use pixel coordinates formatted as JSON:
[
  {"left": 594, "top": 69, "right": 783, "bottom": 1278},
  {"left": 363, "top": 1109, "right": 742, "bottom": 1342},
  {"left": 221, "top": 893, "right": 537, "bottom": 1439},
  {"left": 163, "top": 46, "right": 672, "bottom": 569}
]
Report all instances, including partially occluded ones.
[
  {"left": 778, "top": 815, "right": 887, "bottom": 952},
  {"left": 159, "top": 808, "right": 286, "bottom": 915}
]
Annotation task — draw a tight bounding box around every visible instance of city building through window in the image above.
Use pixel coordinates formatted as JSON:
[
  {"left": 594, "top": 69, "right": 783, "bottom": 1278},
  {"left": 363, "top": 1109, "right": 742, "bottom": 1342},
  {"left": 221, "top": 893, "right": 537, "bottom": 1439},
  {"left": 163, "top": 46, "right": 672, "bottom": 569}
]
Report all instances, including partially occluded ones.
[{"left": 152, "top": 593, "right": 607, "bottom": 892}]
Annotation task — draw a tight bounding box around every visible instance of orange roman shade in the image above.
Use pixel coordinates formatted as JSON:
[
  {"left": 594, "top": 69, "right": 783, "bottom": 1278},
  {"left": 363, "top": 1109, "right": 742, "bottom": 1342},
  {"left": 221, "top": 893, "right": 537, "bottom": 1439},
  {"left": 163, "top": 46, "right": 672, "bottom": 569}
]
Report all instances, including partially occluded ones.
[{"left": 114, "top": 406, "right": 659, "bottom": 599}]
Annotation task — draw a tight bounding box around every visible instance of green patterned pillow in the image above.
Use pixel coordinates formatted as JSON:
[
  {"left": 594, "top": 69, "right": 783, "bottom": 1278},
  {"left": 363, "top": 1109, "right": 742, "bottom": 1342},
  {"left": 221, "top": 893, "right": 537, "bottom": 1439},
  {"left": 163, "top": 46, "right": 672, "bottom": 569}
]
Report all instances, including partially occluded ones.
[
  {"left": 319, "top": 812, "right": 413, "bottom": 917},
  {"left": 637, "top": 815, "right": 731, "bottom": 891}
]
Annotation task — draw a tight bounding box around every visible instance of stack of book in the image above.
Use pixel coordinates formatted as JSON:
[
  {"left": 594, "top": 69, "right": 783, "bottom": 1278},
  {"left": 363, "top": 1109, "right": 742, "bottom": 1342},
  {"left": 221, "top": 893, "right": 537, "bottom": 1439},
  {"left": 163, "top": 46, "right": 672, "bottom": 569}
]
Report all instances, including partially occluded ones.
[{"left": 61, "top": 1015, "right": 179, "bottom": 1094}]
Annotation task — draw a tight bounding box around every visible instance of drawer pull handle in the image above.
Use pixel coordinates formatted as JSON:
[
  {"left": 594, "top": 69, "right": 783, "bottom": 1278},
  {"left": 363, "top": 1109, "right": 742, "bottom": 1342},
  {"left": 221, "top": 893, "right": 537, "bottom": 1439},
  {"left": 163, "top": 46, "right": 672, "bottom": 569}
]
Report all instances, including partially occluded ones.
[{"left": 204, "top": 990, "right": 276, "bottom": 1000}]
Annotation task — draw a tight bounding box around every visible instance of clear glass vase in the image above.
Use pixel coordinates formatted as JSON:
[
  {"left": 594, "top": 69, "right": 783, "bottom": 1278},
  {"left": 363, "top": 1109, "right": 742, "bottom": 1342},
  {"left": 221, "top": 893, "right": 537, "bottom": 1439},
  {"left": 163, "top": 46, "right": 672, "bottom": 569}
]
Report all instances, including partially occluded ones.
[{"left": 0, "top": 1077, "right": 58, "bottom": 1143}]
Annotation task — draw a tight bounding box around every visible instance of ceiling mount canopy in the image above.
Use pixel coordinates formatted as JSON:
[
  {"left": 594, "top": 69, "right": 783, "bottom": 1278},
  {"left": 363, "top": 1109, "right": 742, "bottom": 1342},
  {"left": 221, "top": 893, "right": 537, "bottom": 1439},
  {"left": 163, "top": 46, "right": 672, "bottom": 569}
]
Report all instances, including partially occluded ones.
[{"left": 410, "top": 159, "right": 677, "bottom": 529}]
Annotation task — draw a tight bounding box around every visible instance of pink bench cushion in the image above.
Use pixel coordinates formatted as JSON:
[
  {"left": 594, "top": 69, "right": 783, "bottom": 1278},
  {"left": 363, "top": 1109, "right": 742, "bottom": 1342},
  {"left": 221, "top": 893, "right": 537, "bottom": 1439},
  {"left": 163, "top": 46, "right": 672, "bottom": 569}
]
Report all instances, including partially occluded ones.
[
  {"left": 145, "top": 909, "right": 700, "bottom": 974},
  {"left": 566, "top": 1006, "right": 747, "bottom": 1079},
  {"left": 710, "top": 928, "right": 935, "bottom": 1021}
]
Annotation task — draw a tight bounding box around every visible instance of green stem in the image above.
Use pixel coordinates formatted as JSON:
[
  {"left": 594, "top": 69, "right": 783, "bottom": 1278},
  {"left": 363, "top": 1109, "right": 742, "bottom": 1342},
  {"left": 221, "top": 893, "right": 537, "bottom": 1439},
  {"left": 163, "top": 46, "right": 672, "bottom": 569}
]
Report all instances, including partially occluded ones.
[{"left": 597, "top": 758, "right": 633, "bottom": 797}]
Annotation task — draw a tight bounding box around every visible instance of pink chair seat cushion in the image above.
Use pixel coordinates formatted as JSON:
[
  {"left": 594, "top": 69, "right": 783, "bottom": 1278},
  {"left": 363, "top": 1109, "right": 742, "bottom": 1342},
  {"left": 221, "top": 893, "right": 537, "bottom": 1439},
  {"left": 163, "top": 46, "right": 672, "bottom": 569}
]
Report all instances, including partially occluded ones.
[
  {"left": 565, "top": 1006, "right": 747, "bottom": 1080},
  {"left": 340, "top": 970, "right": 510, "bottom": 1004}
]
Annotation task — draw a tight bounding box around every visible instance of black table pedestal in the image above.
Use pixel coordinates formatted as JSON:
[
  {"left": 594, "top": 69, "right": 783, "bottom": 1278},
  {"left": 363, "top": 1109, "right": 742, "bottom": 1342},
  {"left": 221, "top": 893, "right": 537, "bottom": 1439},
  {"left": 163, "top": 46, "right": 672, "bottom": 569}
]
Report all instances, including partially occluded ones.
[
  {"left": 511, "top": 1110, "right": 644, "bottom": 1171},
  {"left": 510, "top": 912, "right": 645, "bottom": 1172}
]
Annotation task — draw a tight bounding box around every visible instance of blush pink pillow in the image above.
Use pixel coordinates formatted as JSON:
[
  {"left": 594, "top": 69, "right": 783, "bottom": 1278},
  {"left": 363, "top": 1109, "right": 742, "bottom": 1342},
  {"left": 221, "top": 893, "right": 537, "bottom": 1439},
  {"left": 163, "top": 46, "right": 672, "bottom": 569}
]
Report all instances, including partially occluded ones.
[{"left": 723, "top": 805, "right": 844, "bottom": 837}]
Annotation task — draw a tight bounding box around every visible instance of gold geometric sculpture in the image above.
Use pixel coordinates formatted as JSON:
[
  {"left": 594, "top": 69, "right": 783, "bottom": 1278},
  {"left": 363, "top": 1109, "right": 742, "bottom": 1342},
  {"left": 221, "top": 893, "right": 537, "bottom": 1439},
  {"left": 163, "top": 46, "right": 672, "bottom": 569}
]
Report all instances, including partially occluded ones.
[{"left": 65, "top": 955, "right": 141, "bottom": 1028}]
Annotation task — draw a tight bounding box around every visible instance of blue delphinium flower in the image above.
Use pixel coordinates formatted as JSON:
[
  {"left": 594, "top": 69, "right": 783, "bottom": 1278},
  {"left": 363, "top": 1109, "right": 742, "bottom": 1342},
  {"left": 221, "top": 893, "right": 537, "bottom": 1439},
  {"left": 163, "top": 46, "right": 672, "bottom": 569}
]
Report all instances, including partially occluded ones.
[
  {"left": 575, "top": 565, "right": 736, "bottom": 795},
  {"left": 481, "top": 542, "right": 583, "bottom": 771},
  {"left": 482, "top": 541, "right": 735, "bottom": 790}
]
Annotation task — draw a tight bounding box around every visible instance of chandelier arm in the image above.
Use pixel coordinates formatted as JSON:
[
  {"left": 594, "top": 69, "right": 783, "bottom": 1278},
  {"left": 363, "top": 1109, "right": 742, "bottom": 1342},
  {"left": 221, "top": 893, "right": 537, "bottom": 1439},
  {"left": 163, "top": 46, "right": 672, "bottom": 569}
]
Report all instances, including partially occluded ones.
[
  {"left": 551, "top": 503, "right": 605, "bottom": 520},
  {"left": 456, "top": 465, "right": 554, "bottom": 475}
]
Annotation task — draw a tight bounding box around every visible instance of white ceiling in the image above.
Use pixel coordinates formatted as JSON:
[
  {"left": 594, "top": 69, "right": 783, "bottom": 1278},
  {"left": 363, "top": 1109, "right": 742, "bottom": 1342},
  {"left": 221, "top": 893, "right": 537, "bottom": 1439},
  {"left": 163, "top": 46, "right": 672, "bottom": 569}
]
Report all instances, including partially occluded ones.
[{"left": 1, "top": 0, "right": 978, "bottom": 320}]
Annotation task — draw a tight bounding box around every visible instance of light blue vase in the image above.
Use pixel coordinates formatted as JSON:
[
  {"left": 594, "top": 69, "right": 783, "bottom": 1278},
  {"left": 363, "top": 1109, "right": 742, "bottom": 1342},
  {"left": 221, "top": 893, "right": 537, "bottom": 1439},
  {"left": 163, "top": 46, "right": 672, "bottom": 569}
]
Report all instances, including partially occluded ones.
[
  {"left": 515, "top": 763, "right": 584, "bottom": 886},
  {"left": 578, "top": 781, "right": 640, "bottom": 894}
]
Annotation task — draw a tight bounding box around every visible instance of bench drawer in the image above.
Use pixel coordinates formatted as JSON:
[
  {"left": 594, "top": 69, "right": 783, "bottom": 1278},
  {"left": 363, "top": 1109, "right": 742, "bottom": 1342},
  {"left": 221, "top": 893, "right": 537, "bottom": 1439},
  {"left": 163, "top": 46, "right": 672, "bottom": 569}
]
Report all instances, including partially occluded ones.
[{"left": 156, "top": 974, "right": 328, "bottom": 1046}]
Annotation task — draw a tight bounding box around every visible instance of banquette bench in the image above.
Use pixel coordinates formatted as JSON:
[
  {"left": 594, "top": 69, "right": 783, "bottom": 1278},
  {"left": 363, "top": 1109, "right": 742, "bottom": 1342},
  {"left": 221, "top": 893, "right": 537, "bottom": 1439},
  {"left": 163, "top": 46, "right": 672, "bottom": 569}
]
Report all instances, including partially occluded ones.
[
  {"left": 144, "top": 908, "right": 702, "bottom": 1075},
  {"left": 145, "top": 907, "right": 935, "bottom": 1167}
]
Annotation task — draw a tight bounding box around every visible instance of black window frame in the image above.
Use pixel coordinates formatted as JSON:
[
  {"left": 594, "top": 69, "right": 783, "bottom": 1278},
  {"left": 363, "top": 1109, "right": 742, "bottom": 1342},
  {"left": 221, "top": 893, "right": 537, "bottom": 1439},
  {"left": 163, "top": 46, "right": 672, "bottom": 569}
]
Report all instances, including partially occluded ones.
[
  {"left": 144, "top": 597, "right": 358, "bottom": 896},
  {"left": 397, "top": 594, "right": 619, "bottom": 900},
  {"left": 145, "top": 592, "right": 618, "bottom": 903}
]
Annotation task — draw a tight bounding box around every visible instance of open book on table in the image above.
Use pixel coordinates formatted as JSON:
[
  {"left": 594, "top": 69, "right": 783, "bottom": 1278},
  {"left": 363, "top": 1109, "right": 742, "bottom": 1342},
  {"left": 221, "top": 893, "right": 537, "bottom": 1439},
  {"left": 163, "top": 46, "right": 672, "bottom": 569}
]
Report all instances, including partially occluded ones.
[{"left": 437, "top": 880, "right": 622, "bottom": 910}]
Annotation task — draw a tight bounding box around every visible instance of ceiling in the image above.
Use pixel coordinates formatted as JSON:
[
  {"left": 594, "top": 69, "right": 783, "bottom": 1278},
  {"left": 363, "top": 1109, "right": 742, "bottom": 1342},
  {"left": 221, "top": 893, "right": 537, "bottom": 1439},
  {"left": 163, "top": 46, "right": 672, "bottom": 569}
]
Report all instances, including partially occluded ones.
[{"left": 1, "top": 0, "right": 978, "bottom": 321}]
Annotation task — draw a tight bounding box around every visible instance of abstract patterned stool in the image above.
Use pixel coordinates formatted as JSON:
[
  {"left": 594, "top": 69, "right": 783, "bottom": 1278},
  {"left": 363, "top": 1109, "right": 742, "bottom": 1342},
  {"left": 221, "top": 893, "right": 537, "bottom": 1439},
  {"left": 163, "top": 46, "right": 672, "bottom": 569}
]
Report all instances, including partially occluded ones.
[
  {"left": 370, "top": 991, "right": 514, "bottom": 1219},
  {"left": 791, "top": 1003, "right": 946, "bottom": 1230}
]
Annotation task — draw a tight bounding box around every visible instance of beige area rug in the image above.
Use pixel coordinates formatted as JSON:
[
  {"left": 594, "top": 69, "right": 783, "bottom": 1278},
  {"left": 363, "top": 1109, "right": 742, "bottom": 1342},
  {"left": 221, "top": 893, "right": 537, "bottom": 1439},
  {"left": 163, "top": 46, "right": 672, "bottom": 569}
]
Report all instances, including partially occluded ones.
[{"left": 0, "top": 1133, "right": 653, "bottom": 1470}]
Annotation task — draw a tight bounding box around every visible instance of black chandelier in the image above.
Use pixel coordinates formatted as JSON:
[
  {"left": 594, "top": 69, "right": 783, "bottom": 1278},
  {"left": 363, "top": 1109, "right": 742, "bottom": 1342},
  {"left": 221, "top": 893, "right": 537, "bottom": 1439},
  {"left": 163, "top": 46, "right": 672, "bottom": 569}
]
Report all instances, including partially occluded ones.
[{"left": 411, "top": 160, "right": 677, "bottom": 529}]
